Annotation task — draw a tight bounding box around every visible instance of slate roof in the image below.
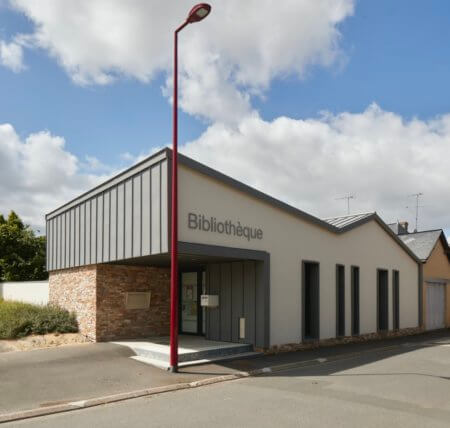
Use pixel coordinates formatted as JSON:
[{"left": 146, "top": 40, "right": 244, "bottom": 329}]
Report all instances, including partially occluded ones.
[
  {"left": 387, "top": 222, "right": 408, "bottom": 235},
  {"left": 398, "top": 230, "right": 448, "bottom": 262},
  {"left": 323, "top": 212, "right": 375, "bottom": 229}
]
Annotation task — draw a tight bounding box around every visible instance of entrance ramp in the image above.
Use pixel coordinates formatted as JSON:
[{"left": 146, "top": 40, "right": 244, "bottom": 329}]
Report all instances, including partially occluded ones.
[{"left": 113, "top": 335, "right": 259, "bottom": 369}]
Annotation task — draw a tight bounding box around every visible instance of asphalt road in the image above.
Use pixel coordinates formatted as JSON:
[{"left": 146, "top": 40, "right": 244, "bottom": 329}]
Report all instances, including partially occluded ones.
[
  {"left": 0, "top": 342, "right": 240, "bottom": 414},
  {"left": 6, "top": 334, "right": 450, "bottom": 427}
]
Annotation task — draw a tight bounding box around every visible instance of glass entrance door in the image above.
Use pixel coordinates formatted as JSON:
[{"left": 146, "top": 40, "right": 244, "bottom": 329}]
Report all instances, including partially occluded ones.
[{"left": 181, "top": 272, "right": 199, "bottom": 334}]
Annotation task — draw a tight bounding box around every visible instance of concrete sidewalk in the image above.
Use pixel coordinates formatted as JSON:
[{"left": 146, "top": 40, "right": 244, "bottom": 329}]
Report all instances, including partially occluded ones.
[{"left": 1, "top": 330, "right": 449, "bottom": 423}]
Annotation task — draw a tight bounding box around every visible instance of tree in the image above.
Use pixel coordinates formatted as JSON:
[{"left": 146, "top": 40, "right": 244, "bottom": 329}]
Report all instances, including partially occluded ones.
[{"left": 0, "top": 211, "right": 48, "bottom": 281}]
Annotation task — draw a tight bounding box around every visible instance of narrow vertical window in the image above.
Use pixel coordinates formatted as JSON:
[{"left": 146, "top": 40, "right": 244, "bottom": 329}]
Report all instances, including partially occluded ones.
[
  {"left": 393, "top": 270, "right": 400, "bottom": 330},
  {"left": 336, "top": 265, "right": 345, "bottom": 337},
  {"left": 351, "top": 266, "right": 360, "bottom": 335},
  {"left": 377, "top": 269, "right": 389, "bottom": 331},
  {"left": 302, "top": 261, "right": 320, "bottom": 341}
]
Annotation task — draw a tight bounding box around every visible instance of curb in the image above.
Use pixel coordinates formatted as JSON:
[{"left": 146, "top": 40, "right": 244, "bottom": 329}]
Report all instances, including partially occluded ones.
[{"left": 0, "top": 341, "right": 420, "bottom": 424}]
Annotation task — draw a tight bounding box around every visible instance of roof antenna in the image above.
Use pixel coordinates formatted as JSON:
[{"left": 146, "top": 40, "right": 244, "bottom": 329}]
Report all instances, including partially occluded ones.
[
  {"left": 335, "top": 194, "right": 355, "bottom": 215},
  {"left": 406, "top": 193, "right": 423, "bottom": 232}
]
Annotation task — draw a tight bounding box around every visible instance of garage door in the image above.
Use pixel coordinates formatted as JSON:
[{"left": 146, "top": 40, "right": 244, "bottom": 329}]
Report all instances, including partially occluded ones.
[{"left": 426, "top": 282, "right": 445, "bottom": 330}]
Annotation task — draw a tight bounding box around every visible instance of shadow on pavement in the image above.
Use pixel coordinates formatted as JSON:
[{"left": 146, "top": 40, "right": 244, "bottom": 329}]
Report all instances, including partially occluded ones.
[{"left": 180, "top": 329, "right": 450, "bottom": 378}]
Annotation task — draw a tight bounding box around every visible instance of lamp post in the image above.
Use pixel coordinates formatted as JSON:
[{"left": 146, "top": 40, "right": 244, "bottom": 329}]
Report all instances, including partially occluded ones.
[{"left": 170, "top": 3, "right": 211, "bottom": 373}]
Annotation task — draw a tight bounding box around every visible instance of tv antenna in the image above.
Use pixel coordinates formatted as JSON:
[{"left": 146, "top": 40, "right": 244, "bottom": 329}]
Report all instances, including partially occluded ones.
[
  {"left": 336, "top": 194, "right": 355, "bottom": 215},
  {"left": 406, "top": 193, "right": 423, "bottom": 232}
]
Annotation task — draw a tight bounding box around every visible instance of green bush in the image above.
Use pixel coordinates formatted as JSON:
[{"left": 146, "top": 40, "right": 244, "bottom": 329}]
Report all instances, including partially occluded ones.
[{"left": 0, "top": 299, "right": 78, "bottom": 339}]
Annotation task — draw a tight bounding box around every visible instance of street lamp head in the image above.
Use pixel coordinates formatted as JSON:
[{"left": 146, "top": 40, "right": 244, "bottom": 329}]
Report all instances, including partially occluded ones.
[{"left": 186, "top": 3, "right": 211, "bottom": 23}]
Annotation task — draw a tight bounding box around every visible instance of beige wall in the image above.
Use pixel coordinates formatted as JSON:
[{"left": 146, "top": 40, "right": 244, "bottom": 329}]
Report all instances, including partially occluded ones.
[
  {"left": 423, "top": 239, "right": 450, "bottom": 328},
  {"left": 424, "top": 240, "right": 450, "bottom": 280},
  {"left": 178, "top": 165, "right": 420, "bottom": 346}
]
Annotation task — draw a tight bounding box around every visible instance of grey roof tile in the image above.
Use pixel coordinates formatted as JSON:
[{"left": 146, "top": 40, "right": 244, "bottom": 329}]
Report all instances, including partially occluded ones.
[{"left": 398, "top": 230, "right": 442, "bottom": 261}]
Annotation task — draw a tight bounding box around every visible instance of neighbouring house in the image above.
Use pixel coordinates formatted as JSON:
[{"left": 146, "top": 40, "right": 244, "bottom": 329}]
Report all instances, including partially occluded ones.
[
  {"left": 390, "top": 221, "right": 450, "bottom": 330},
  {"left": 45, "top": 148, "right": 422, "bottom": 348}
]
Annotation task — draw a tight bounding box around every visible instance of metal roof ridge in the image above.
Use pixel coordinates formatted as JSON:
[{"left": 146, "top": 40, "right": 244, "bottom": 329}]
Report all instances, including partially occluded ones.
[{"left": 322, "top": 212, "right": 375, "bottom": 220}]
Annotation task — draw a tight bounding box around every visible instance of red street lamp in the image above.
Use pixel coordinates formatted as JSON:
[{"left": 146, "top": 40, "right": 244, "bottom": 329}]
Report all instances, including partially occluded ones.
[{"left": 170, "top": 3, "right": 211, "bottom": 373}]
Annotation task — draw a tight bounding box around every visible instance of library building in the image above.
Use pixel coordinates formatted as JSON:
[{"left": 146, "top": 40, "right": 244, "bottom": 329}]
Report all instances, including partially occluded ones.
[{"left": 46, "top": 148, "right": 422, "bottom": 356}]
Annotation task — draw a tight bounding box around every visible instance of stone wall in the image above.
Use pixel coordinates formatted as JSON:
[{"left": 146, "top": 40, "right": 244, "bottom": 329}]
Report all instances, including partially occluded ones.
[
  {"left": 49, "top": 266, "right": 97, "bottom": 340},
  {"left": 259, "top": 326, "right": 425, "bottom": 354},
  {"left": 96, "top": 265, "right": 170, "bottom": 341},
  {"left": 49, "top": 264, "right": 170, "bottom": 341}
]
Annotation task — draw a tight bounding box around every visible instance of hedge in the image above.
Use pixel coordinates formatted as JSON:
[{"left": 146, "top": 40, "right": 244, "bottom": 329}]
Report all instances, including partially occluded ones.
[{"left": 0, "top": 299, "right": 78, "bottom": 339}]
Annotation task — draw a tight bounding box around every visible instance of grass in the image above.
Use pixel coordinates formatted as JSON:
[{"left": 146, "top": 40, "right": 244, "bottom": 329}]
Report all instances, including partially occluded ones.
[{"left": 0, "top": 299, "right": 78, "bottom": 339}]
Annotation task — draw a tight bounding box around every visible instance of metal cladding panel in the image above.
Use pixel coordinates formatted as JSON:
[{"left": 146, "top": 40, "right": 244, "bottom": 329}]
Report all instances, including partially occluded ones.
[
  {"left": 103, "top": 191, "right": 110, "bottom": 262},
  {"left": 45, "top": 221, "right": 49, "bottom": 271},
  {"left": 220, "top": 263, "right": 232, "bottom": 342},
  {"left": 85, "top": 200, "right": 91, "bottom": 265},
  {"left": 207, "top": 264, "right": 221, "bottom": 341},
  {"left": 55, "top": 218, "right": 58, "bottom": 269},
  {"left": 243, "top": 261, "right": 256, "bottom": 345},
  {"left": 47, "top": 219, "right": 52, "bottom": 271},
  {"left": 65, "top": 211, "right": 70, "bottom": 267},
  {"left": 49, "top": 219, "right": 54, "bottom": 270},
  {"left": 91, "top": 198, "right": 97, "bottom": 264},
  {"left": 69, "top": 208, "right": 75, "bottom": 268},
  {"left": 80, "top": 203, "right": 85, "bottom": 266},
  {"left": 124, "top": 180, "right": 133, "bottom": 259},
  {"left": 231, "top": 262, "right": 244, "bottom": 343},
  {"left": 133, "top": 175, "right": 141, "bottom": 258},
  {"left": 110, "top": 187, "right": 117, "bottom": 261},
  {"left": 61, "top": 213, "right": 66, "bottom": 269},
  {"left": 160, "top": 160, "right": 168, "bottom": 252},
  {"left": 47, "top": 220, "right": 52, "bottom": 271},
  {"left": 74, "top": 206, "right": 80, "bottom": 267},
  {"left": 56, "top": 216, "right": 61, "bottom": 270},
  {"left": 255, "top": 260, "right": 268, "bottom": 348},
  {"left": 54, "top": 218, "right": 58, "bottom": 269},
  {"left": 141, "top": 170, "right": 151, "bottom": 255},
  {"left": 117, "top": 183, "right": 125, "bottom": 260},
  {"left": 205, "top": 267, "right": 210, "bottom": 336},
  {"left": 45, "top": 156, "right": 169, "bottom": 271},
  {"left": 151, "top": 165, "right": 161, "bottom": 254},
  {"left": 204, "top": 260, "right": 262, "bottom": 347},
  {"left": 97, "top": 194, "right": 103, "bottom": 263}
]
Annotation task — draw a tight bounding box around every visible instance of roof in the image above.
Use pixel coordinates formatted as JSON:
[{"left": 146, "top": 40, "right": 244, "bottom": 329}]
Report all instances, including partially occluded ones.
[
  {"left": 399, "top": 230, "right": 450, "bottom": 262},
  {"left": 323, "top": 213, "right": 374, "bottom": 229},
  {"left": 45, "top": 148, "right": 421, "bottom": 264}
]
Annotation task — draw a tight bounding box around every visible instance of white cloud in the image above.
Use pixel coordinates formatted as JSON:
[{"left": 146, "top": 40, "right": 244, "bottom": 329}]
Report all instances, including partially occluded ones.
[
  {"left": 9, "top": 0, "right": 354, "bottom": 123},
  {"left": 0, "top": 124, "right": 109, "bottom": 228},
  {"left": 3, "top": 104, "right": 450, "bottom": 233},
  {"left": 0, "top": 39, "right": 25, "bottom": 72},
  {"left": 119, "top": 146, "right": 166, "bottom": 165},
  {"left": 181, "top": 104, "right": 450, "bottom": 231},
  {"left": 4, "top": 1, "right": 449, "bottom": 233}
]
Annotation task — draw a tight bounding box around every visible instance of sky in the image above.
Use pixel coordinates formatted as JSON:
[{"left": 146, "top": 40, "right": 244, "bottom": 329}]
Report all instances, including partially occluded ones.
[{"left": 0, "top": 0, "right": 449, "bottom": 240}]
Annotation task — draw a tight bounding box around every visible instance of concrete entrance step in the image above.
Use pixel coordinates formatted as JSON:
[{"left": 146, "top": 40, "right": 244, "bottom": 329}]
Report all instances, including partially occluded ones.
[
  {"left": 132, "top": 351, "right": 261, "bottom": 370},
  {"left": 113, "top": 336, "right": 256, "bottom": 367},
  {"left": 133, "top": 342, "right": 253, "bottom": 363}
]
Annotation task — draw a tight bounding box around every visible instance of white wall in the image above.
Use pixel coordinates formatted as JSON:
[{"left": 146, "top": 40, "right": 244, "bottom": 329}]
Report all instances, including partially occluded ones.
[
  {"left": 0, "top": 281, "right": 49, "bottom": 305},
  {"left": 178, "top": 165, "right": 420, "bottom": 346}
]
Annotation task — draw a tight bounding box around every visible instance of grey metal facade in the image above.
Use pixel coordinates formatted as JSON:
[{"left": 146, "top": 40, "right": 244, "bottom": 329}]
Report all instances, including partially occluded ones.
[
  {"left": 46, "top": 148, "right": 420, "bottom": 271},
  {"left": 46, "top": 151, "right": 169, "bottom": 271},
  {"left": 205, "top": 260, "right": 268, "bottom": 348}
]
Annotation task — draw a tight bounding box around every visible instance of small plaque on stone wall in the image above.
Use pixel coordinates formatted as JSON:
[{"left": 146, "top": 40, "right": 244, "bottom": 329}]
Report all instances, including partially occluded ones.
[{"left": 125, "top": 292, "right": 151, "bottom": 310}]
